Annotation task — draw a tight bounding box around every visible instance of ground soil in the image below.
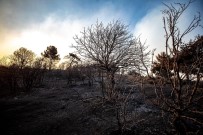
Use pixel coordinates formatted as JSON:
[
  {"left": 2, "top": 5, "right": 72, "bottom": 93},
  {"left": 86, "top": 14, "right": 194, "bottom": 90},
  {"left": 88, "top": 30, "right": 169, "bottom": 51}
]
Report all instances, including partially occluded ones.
[{"left": 0, "top": 76, "right": 194, "bottom": 135}]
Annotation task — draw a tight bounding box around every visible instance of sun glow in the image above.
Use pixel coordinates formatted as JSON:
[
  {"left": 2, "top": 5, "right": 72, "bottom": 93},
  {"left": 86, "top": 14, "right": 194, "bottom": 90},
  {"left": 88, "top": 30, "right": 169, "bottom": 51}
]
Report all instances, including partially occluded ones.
[
  {"left": 11, "top": 31, "right": 49, "bottom": 54},
  {"left": 0, "top": 1, "right": 129, "bottom": 59},
  {"left": 7, "top": 17, "right": 85, "bottom": 59}
]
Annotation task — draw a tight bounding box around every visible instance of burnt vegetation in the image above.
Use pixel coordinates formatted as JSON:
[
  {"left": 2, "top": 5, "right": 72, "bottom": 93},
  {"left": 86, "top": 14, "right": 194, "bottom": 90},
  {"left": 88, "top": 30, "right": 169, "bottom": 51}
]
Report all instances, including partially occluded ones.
[{"left": 0, "top": 1, "right": 203, "bottom": 135}]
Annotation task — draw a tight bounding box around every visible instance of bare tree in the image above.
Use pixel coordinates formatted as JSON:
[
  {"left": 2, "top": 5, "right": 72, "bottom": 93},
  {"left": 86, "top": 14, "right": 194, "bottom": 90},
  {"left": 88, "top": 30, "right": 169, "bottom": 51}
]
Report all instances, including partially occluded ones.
[
  {"left": 63, "top": 53, "right": 81, "bottom": 85},
  {"left": 0, "top": 65, "right": 19, "bottom": 95},
  {"left": 0, "top": 56, "right": 11, "bottom": 67},
  {"left": 148, "top": 0, "right": 203, "bottom": 134},
  {"left": 10, "top": 47, "right": 35, "bottom": 69},
  {"left": 73, "top": 20, "right": 133, "bottom": 99},
  {"left": 128, "top": 38, "right": 151, "bottom": 77},
  {"left": 64, "top": 53, "right": 81, "bottom": 69},
  {"left": 33, "top": 57, "right": 47, "bottom": 69}
]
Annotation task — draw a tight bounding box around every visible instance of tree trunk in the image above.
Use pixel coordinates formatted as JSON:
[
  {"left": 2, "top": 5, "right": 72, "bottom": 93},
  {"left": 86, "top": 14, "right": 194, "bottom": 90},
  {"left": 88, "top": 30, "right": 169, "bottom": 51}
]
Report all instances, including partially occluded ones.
[
  {"left": 174, "top": 117, "right": 187, "bottom": 135},
  {"left": 107, "top": 71, "right": 116, "bottom": 99}
]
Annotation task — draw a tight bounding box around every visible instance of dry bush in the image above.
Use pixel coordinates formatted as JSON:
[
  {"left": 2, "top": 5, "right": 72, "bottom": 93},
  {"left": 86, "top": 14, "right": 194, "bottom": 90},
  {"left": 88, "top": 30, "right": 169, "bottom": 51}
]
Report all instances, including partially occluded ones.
[
  {"left": 20, "top": 67, "right": 46, "bottom": 91},
  {"left": 66, "top": 66, "right": 82, "bottom": 86},
  {"left": 141, "top": 1, "right": 203, "bottom": 134},
  {"left": 0, "top": 64, "right": 46, "bottom": 96},
  {"left": 0, "top": 65, "right": 19, "bottom": 96}
]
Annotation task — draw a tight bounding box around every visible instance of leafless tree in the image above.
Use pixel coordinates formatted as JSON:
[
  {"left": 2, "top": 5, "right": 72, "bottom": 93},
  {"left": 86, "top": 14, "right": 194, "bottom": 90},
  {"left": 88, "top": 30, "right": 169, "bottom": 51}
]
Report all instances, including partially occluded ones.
[
  {"left": 33, "top": 57, "right": 47, "bottom": 69},
  {"left": 0, "top": 56, "right": 11, "bottom": 67},
  {"left": 64, "top": 53, "right": 81, "bottom": 69},
  {"left": 128, "top": 38, "right": 151, "bottom": 77},
  {"left": 10, "top": 47, "right": 35, "bottom": 69},
  {"left": 0, "top": 65, "right": 19, "bottom": 95},
  {"left": 62, "top": 53, "right": 81, "bottom": 85},
  {"left": 73, "top": 20, "right": 133, "bottom": 99},
  {"left": 147, "top": 0, "right": 203, "bottom": 134}
]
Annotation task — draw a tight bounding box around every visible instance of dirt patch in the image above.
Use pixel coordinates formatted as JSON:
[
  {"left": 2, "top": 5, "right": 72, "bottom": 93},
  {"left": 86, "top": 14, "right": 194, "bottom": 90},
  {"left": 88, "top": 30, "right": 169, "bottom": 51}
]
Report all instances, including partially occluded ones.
[{"left": 0, "top": 78, "right": 177, "bottom": 135}]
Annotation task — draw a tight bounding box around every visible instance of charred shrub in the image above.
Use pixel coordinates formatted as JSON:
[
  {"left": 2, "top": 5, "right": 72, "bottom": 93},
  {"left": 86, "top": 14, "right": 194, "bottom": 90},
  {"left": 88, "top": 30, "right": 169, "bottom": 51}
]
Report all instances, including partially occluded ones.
[
  {"left": 0, "top": 65, "right": 19, "bottom": 96},
  {"left": 20, "top": 67, "right": 46, "bottom": 91}
]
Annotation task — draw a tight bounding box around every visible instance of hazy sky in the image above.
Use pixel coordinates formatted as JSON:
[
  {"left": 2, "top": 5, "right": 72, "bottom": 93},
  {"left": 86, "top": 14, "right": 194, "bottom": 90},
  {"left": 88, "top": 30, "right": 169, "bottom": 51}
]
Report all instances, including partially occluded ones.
[{"left": 0, "top": 0, "right": 203, "bottom": 58}]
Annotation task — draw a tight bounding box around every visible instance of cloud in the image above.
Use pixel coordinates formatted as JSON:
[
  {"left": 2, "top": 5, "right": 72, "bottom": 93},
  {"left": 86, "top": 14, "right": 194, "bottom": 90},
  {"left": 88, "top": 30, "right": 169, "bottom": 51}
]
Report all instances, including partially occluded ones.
[
  {"left": 2, "top": 0, "right": 202, "bottom": 59},
  {"left": 134, "top": 6, "right": 165, "bottom": 54},
  {"left": 0, "top": 3, "right": 127, "bottom": 58},
  {"left": 134, "top": 2, "right": 203, "bottom": 55},
  {"left": 0, "top": 0, "right": 50, "bottom": 30},
  {"left": 7, "top": 16, "right": 85, "bottom": 58}
]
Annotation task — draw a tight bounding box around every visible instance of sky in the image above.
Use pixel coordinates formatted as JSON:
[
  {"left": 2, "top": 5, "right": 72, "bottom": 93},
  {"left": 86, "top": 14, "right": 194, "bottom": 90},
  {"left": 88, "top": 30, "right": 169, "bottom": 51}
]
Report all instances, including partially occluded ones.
[{"left": 0, "top": 0, "right": 203, "bottom": 59}]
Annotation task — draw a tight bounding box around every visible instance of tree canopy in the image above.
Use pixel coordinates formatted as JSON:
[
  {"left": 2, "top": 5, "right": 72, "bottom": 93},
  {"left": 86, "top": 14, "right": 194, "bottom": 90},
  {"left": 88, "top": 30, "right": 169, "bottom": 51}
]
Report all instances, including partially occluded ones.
[
  {"left": 73, "top": 20, "right": 133, "bottom": 73},
  {"left": 178, "top": 35, "right": 203, "bottom": 74},
  {"left": 41, "top": 45, "right": 60, "bottom": 70},
  {"left": 152, "top": 36, "right": 203, "bottom": 77},
  {"left": 41, "top": 45, "right": 60, "bottom": 60},
  {"left": 10, "top": 47, "right": 35, "bottom": 69},
  {"left": 151, "top": 52, "right": 173, "bottom": 77}
]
